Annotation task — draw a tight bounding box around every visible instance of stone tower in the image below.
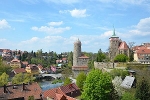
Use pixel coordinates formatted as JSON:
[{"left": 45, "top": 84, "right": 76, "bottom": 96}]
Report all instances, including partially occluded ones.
[
  {"left": 73, "top": 39, "right": 81, "bottom": 66},
  {"left": 109, "top": 28, "right": 120, "bottom": 61}
]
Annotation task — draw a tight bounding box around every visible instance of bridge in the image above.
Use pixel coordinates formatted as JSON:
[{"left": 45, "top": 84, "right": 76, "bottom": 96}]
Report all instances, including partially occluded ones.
[{"left": 39, "top": 73, "right": 62, "bottom": 79}]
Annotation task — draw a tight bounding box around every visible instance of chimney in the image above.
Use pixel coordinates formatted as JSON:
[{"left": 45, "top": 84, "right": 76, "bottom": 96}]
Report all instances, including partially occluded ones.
[
  {"left": 4, "top": 84, "right": 7, "bottom": 93},
  {"left": 23, "top": 83, "right": 25, "bottom": 90}
]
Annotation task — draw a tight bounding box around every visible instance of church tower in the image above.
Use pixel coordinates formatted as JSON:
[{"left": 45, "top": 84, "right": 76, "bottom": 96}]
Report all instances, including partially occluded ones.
[
  {"left": 109, "top": 28, "right": 120, "bottom": 61},
  {"left": 73, "top": 39, "right": 81, "bottom": 66}
]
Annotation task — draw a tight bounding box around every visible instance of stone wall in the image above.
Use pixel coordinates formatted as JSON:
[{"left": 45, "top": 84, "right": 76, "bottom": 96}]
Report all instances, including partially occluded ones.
[{"left": 94, "top": 61, "right": 118, "bottom": 69}]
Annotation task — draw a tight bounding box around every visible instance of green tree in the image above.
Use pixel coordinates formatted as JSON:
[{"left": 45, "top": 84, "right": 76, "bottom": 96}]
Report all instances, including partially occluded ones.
[
  {"left": 135, "top": 77, "right": 150, "bottom": 100},
  {"left": 121, "top": 92, "right": 136, "bottom": 100},
  {"left": 0, "top": 57, "right": 11, "bottom": 75},
  {"left": 63, "top": 77, "right": 71, "bottom": 86},
  {"left": 68, "top": 51, "right": 73, "bottom": 67},
  {"left": 12, "top": 73, "right": 34, "bottom": 84},
  {"left": 96, "top": 49, "right": 106, "bottom": 62},
  {"left": 76, "top": 72, "right": 86, "bottom": 90},
  {"left": 81, "top": 69, "right": 118, "bottom": 100},
  {"left": 114, "top": 54, "right": 128, "bottom": 62},
  {"left": 110, "top": 69, "right": 128, "bottom": 79},
  {"left": 0, "top": 72, "right": 9, "bottom": 86}
]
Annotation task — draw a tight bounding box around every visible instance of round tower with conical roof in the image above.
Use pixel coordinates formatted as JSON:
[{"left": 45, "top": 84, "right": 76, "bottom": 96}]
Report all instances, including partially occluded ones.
[{"left": 73, "top": 39, "right": 81, "bottom": 66}]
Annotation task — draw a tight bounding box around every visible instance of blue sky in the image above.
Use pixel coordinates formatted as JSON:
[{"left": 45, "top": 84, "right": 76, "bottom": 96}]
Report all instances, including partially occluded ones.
[{"left": 0, "top": 0, "right": 150, "bottom": 53}]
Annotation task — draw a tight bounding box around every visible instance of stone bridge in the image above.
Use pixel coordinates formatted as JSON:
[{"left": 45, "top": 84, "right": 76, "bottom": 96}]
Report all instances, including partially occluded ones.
[{"left": 39, "top": 73, "right": 62, "bottom": 79}]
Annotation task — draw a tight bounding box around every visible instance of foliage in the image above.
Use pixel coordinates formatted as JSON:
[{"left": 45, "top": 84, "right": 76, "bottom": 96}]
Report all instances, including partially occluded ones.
[
  {"left": 63, "top": 77, "right": 71, "bottom": 86},
  {"left": 81, "top": 69, "right": 118, "bottom": 100},
  {"left": 76, "top": 72, "right": 86, "bottom": 90},
  {"left": 96, "top": 49, "right": 106, "bottom": 62},
  {"left": 88, "top": 60, "right": 94, "bottom": 69},
  {"left": 51, "top": 79, "right": 63, "bottom": 84},
  {"left": 110, "top": 69, "right": 128, "bottom": 79},
  {"left": 135, "top": 77, "right": 150, "bottom": 100},
  {"left": 121, "top": 92, "right": 136, "bottom": 100},
  {"left": 0, "top": 72, "right": 9, "bottom": 86},
  {"left": 67, "top": 51, "right": 73, "bottom": 67},
  {"left": 12, "top": 73, "right": 34, "bottom": 84},
  {"left": 114, "top": 54, "right": 128, "bottom": 62},
  {"left": 61, "top": 67, "right": 72, "bottom": 78},
  {"left": 0, "top": 57, "right": 11, "bottom": 75}
]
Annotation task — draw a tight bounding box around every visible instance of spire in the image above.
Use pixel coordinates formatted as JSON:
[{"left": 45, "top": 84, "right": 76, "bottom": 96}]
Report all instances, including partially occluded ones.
[{"left": 112, "top": 25, "right": 116, "bottom": 36}]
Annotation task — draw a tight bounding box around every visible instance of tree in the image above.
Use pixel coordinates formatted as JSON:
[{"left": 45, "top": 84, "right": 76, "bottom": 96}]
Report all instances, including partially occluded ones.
[
  {"left": 76, "top": 72, "right": 86, "bottom": 90},
  {"left": 81, "top": 69, "right": 118, "bottom": 100},
  {"left": 114, "top": 54, "right": 128, "bottom": 62},
  {"left": 67, "top": 51, "right": 73, "bottom": 67},
  {"left": 121, "top": 92, "right": 136, "bottom": 100},
  {"left": 0, "top": 72, "right": 9, "bottom": 86},
  {"left": 110, "top": 69, "right": 128, "bottom": 79},
  {"left": 12, "top": 73, "right": 34, "bottom": 84},
  {"left": 96, "top": 49, "right": 106, "bottom": 62},
  {"left": 135, "top": 77, "right": 150, "bottom": 100},
  {"left": 63, "top": 77, "right": 71, "bottom": 86}
]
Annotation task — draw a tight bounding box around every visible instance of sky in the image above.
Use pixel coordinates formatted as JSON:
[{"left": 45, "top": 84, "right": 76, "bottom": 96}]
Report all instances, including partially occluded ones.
[{"left": 0, "top": 0, "right": 150, "bottom": 53}]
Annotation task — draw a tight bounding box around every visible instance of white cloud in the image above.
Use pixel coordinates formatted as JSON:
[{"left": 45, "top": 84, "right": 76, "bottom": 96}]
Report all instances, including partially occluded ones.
[
  {"left": 0, "top": 19, "right": 11, "bottom": 29},
  {"left": 129, "top": 17, "right": 150, "bottom": 36},
  {"left": 31, "top": 21, "right": 71, "bottom": 34},
  {"left": 48, "top": 21, "right": 63, "bottom": 26},
  {"left": 69, "top": 9, "right": 89, "bottom": 18}
]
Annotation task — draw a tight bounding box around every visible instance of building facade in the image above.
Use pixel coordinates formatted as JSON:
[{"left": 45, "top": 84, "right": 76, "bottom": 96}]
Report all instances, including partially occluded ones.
[
  {"left": 133, "top": 43, "right": 150, "bottom": 64},
  {"left": 72, "top": 39, "right": 89, "bottom": 77},
  {"left": 109, "top": 29, "right": 130, "bottom": 61}
]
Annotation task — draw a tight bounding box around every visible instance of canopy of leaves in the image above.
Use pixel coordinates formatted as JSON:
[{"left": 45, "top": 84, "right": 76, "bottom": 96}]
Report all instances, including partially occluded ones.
[
  {"left": 96, "top": 49, "right": 106, "bottom": 62},
  {"left": 114, "top": 54, "right": 128, "bottom": 62},
  {"left": 63, "top": 77, "right": 71, "bottom": 86},
  {"left": 12, "top": 73, "right": 34, "bottom": 84},
  {"left": 81, "top": 69, "right": 118, "bottom": 100},
  {"left": 110, "top": 69, "right": 128, "bottom": 79},
  {"left": 0, "top": 72, "right": 9, "bottom": 86},
  {"left": 76, "top": 72, "right": 86, "bottom": 90},
  {"left": 135, "top": 77, "right": 150, "bottom": 100},
  {"left": 0, "top": 57, "right": 11, "bottom": 75}
]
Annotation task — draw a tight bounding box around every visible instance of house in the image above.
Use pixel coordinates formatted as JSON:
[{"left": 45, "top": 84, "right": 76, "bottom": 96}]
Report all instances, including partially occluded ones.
[
  {"left": 10, "top": 58, "right": 22, "bottom": 68},
  {"left": 38, "top": 64, "right": 46, "bottom": 74},
  {"left": 43, "top": 83, "right": 81, "bottom": 100},
  {"left": 0, "top": 82, "right": 42, "bottom": 100},
  {"left": 133, "top": 43, "right": 150, "bottom": 64},
  {"left": 13, "top": 68, "right": 26, "bottom": 74},
  {"left": 22, "top": 61, "right": 29, "bottom": 68},
  {"left": 25, "top": 64, "right": 39, "bottom": 75}
]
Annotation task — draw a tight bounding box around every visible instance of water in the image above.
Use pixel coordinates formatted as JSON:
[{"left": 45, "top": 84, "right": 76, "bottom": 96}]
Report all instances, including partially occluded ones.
[{"left": 39, "top": 80, "right": 63, "bottom": 91}]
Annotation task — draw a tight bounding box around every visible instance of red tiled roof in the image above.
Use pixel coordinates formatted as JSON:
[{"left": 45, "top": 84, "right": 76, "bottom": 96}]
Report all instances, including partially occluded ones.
[
  {"left": 60, "top": 83, "right": 80, "bottom": 94},
  {"left": 22, "top": 61, "right": 28, "bottom": 65},
  {"left": 62, "top": 58, "right": 67, "bottom": 61},
  {"left": 72, "top": 66, "right": 88, "bottom": 71},
  {"left": 43, "top": 83, "right": 80, "bottom": 100},
  {"left": 136, "top": 48, "right": 150, "bottom": 54},
  {"left": 13, "top": 68, "right": 26, "bottom": 74},
  {"left": 118, "top": 41, "right": 129, "bottom": 50},
  {"left": 11, "top": 58, "right": 21, "bottom": 62},
  {"left": 43, "top": 88, "right": 64, "bottom": 99},
  {"left": 0, "top": 82, "right": 42, "bottom": 100}
]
